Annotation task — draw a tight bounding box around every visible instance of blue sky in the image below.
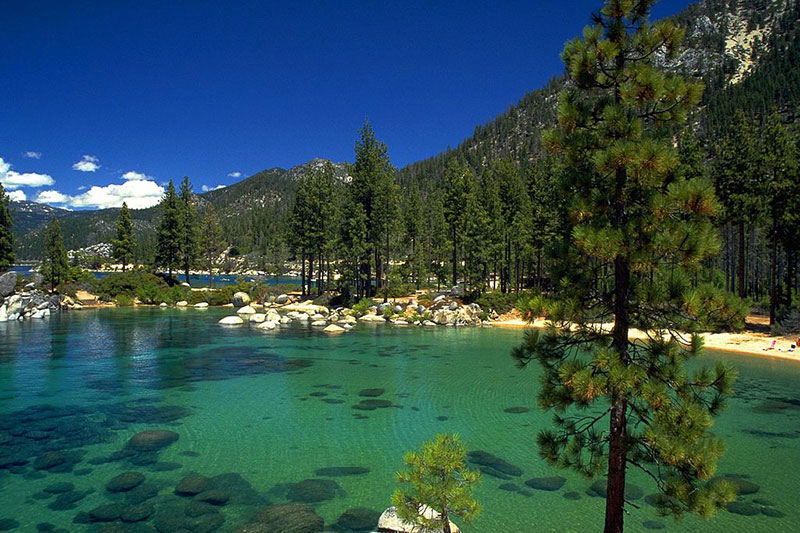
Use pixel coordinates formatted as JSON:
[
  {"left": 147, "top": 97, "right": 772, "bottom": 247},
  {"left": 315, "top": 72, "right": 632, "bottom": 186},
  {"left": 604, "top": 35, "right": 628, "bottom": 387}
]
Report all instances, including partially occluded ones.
[{"left": 1, "top": 0, "right": 694, "bottom": 210}]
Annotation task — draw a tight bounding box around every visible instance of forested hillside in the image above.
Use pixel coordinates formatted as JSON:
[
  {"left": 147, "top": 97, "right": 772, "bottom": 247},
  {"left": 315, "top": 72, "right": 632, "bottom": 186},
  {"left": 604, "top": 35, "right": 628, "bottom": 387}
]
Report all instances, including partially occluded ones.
[
  {"left": 399, "top": 0, "right": 798, "bottom": 186},
  {"left": 11, "top": 159, "right": 348, "bottom": 261}
]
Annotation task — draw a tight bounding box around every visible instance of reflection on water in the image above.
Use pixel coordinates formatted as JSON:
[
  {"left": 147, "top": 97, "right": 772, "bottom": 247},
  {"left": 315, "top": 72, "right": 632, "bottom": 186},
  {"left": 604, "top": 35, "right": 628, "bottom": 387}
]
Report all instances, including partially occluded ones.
[{"left": 1, "top": 308, "right": 799, "bottom": 532}]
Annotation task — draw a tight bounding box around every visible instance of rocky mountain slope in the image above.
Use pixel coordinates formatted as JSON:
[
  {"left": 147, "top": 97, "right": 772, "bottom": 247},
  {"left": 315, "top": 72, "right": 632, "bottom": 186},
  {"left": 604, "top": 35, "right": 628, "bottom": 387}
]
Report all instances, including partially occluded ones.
[
  {"left": 398, "top": 0, "right": 799, "bottom": 185},
  {"left": 11, "top": 159, "right": 348, "bottom": 260}
]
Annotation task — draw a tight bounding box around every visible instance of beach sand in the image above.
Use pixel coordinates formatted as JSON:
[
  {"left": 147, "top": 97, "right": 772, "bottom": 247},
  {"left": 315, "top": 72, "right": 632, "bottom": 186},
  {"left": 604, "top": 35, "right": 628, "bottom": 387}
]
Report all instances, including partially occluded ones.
[{"left": 491, "top": 315, "right": 800, "bottom": 362}]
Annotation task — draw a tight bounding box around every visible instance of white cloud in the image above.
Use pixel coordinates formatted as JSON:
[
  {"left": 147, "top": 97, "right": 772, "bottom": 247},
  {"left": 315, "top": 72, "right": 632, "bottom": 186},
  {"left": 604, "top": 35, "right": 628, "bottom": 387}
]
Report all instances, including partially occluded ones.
[
  {"left": 201, "top": 184, "right": 226, "bottom": 192},
  {"left": 7, "top": 190, "right": 26, "bottom": 202},
  {"left": 0, "top": 157, "right": 55, "bottom": 189},
  {"left": 77, "top": 185, "right": 87, "bottom": 191},
  {"left": 23, "top": 151, "right": 42, "bottom": 159},
  {"left": 121, "top": 170, "right": 151, "bottom": 181},
  {"left": 36, "top": 190, "right": 72, "bottom": 204},
  {"left": 227, "top": 171, "right": 242, "bottom": 178},
  {"left": 38, "top": 179, "right": 166, "bottom": 210},
  {"left": 72, "top": 154, "right": 100, "bottom": 172},
  {"left": 72, "top": 180, "right": 165, "bottom": 209}
]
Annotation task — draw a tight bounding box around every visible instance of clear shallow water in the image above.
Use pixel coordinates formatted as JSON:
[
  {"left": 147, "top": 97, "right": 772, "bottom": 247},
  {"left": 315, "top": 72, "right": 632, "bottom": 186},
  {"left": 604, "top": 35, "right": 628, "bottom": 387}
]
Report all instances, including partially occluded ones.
[
  {"left": 9, "top": 265, "right": 300, "bottom": 287},
  {"left": 1, "top": 309, "right": 799, "bottom": 532}
]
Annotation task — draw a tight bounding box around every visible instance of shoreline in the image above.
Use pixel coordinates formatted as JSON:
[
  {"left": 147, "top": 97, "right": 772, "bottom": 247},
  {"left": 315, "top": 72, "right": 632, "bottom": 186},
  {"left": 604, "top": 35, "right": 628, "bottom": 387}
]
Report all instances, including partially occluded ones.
[{"left": 491, "top": 317, "right": 800, "bottom": 362}]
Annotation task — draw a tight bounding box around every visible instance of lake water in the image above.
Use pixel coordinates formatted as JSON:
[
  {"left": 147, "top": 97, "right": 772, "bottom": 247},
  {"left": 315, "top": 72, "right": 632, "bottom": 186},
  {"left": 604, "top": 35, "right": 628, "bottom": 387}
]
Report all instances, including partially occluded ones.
[
  {"left": 1, "top": 308, "right": 799, "bottom": 532},
  {"left": 9, "top": 266, "right": 301, "bottom": 288}
]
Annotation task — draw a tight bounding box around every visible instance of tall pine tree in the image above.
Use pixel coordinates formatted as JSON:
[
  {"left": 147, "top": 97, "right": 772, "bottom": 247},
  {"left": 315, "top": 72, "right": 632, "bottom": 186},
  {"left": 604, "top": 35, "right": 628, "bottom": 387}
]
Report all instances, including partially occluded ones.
[
  {"left": 42, "top": 216, "right": 69, "bottom": 291},
  {"left": 0, "top": 183, "right": 14, "bottom": 271},
  {"left": 711, "top": 111, "right": 761, "bottom": 298},
  {"left": 514, "top": 2, "right": 735, "bottom": 531},
  {"left": 198, "top": 205, "right": 224, "bottom": 289},
  {"left": 350, "top": 119, "right": 396, "bottom": 297},
  {"left": 761, "top": 111, "right": 799, "bottom": 323},
  {"left": 179, "top": 176, "right": 197, "bottom": 285},
  {"left": 155, "top": 180, "right": 182, "bottom": 280},
  {"left": 112, "top": 202, "right": 135, "bottom": 273},
  {"left": 442, "top": 159, "right": 472, "bottom": 288}
]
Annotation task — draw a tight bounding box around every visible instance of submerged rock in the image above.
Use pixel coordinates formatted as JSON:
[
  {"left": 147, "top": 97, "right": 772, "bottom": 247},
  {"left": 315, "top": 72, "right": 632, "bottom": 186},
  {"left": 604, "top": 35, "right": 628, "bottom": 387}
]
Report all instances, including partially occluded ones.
[
  {"left": 726, "top": 501, "right": 761, "bottom": 516},
  {"left": 195, "top": 489, "right": 230, "bottom": 506},
  {"left": 352, "top": 399, "right": 393, "bottom": 410},
  {"left": 286, "top": 478, "right": 341, "bottom": 503},
  {"left": 125, "top": 430, "right": 179, "bottom": 452},
  {"left": 244, "top": 503, "right": 324, "bottom": 533},
  {"left": 120, "top": 503, "right": 155, "bottom": 523},
  {"left": 219, "top": 316, "right": 244, "bottom": 325},
  {"left": 89, "top": 502, "right": 126, "bottom": 522},
  {"left": 585, "top": 479, "right": 643, "bottom": 500},
  {"left": 524, "top": 476, "right": 566, "bottom": 491},
  {"left": 106, "top": 471, "right": 145, "bottom": 492},
  {"left": 713, "top": 475, "right": 760, "bottom": 495},
  {"left": 44, "top": 482, "right": 75, "bottom": 494},
  {"left": 358, "top": 388, "right": 385, "bottom": 397},
  {"left": 333, "top": 507, "right": 381, "bottom": 531},
  {"left": 175, "top": 474, "right": 211, "bottom": 496},
  {"left": 466, "top": 450, "right": 522, "bottom": 477}
]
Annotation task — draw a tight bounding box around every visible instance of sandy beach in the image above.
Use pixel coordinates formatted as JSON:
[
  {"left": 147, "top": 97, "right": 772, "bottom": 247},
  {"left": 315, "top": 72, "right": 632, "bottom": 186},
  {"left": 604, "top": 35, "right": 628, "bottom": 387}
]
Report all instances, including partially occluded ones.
[{"left": 491, "top": 315, "right": 800, "bottom": 362}]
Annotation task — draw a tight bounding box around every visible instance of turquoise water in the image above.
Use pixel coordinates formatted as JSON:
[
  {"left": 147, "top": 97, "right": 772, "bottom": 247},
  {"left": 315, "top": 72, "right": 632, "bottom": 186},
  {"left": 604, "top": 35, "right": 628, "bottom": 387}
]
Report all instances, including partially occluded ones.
[
  {"left": 1, "top": 308, "right": 799, "bottom": 532},
  {"left": 9, "top": 266, "right": 301, "bottom": 287}
]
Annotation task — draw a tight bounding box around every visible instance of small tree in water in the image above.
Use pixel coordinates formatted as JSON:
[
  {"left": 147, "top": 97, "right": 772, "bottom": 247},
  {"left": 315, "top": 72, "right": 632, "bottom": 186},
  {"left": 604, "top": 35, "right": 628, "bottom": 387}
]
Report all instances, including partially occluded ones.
[
  {"left": 392, "top": 433, "right": 480, "bottom": 533},
  {"left": 513, "top": 1, "right": 737, "bottom": 532}
]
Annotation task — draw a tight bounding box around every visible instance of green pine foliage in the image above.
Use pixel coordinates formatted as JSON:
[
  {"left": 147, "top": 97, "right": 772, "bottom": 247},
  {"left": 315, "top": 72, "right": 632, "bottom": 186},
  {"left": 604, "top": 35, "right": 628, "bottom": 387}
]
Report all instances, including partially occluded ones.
[
  {"left": 286, "top": 162, "right": 338, "bottom": 296},
  {"left": 179, "top": 176, "right": 198, "bottom": 283},
  {"left": 514, "top": 1, "right": 737, "bottom": 531},
  {"left": 41, "top": 217, "right": 69, "bottom": 290},
  {"left": 761, "top": 111, "right": 800, "bottom": 322},
  {"left": 350, "top": 119, "right": 398, "bottom": 298},
  {"left": 0, "top": 183, "right": 14, "bottom": 270},
  {"left": 198, "top": 204, "right": 224, "bottom": 289},
  {"left": 112, "top": 202, "right": 136, "bottom": 272},
  {"left": 155, "top": 180, "right": 182, "bottom": 280},
  {"left": 392, "top": 433, "right": 481, "bottom": 533}
]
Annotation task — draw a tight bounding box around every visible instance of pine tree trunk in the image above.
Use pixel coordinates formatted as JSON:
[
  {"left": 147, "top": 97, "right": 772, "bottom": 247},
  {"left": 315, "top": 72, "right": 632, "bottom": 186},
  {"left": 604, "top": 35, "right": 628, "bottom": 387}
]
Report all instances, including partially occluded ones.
[
  {"left": 300, "top": 250, "right": 306, "bottom": 298},
  {"left": 208, "top": 257, "right": 214, "bottom": 289},
  {"left": 737, "top": 221, "right": 746, "bottom": 298},
  {"left": 308, "top": 253, "right": 314, "bottom": 296},
  {"left": 318, "top": 249, "right": 323, "bottom": 296},
  {"left": 605, "top": 254, "right": 631, "bottom": 533},
  {"left": 787, "top": 248, "right": 793, "bottom": 308},
  {"left": 770, "top": 245, "right": 777, "bottom": 325},
  {"left": 451, "top": 226, "right": 458, "bottom": 288},
  {"left": 537, "top": 247, "right": 542, "bottom": 288},
  {"left": 384, "top": 229, "right": 390, "bottom": 303},
  {"left": 441, "top": 510, "right": 451, "bottom": 533}
]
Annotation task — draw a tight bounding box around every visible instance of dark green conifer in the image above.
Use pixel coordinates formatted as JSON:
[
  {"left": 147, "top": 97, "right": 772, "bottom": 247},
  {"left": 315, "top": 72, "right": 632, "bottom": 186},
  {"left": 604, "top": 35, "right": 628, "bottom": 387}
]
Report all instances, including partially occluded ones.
[
  {"left": 112, "top": 202, "right": 135, "bottom": 272},
  {"left": 42, "top": 216, "right": 69, "bottom": 291},
  {"left": 198, "top": 204, "right": 224, "bottom": 288},
  {"left": 155, "top": 180, "right": 182, "bottom": 280},
  {"left": 178, "top": 176, "right": 197, "bottom": 285},
  {"left": 0, "top": 183, "right": 14, "bottom": 271},
  {"left": 514, "top": 2, "right": 736, "bottom": 531}
]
